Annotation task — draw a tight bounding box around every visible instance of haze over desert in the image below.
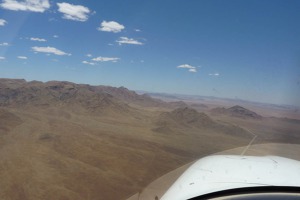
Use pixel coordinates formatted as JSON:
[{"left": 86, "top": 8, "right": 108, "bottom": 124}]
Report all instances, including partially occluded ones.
[{"left": 0, "top": 78, "right": 299, "bottom": 200}]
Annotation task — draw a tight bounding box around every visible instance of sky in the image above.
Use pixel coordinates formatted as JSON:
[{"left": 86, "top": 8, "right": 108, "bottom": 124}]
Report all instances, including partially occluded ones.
[{"left": 0, "top": 0, "right": 299, "bottom": 106}]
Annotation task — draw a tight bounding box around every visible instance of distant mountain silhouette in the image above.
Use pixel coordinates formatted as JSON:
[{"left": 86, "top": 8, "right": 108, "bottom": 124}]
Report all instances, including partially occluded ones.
[
  {"left": 158, "top": 107, "right": 215, "bottom": 128},
  {"left": 0, "top": 80, "right": 169, "bottom": 113},
  {"left": 93, "top": 86, "right": 169, "bottom": 107},
  {"left": 1, "top": 79, "right": 296, "bottom": 200},
  {"left": 153, "top": 107, "right": 250, "bottom": 139},
  {"left": 0, "top": 79, "right": 193, "bottom": 114},
  {"left": 211, "top": 105, "right": 262, "bottom": 119},
  {"left": 0, "top": 79, "right": 135, "bottom": 114}
]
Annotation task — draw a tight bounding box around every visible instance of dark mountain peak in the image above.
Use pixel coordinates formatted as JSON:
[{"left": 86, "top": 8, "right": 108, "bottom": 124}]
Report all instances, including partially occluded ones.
[
  {"left": 94, "top": 86, "right": 167, "bottom": 107},
  {"left": 228, "top": 105, "right": 246, "bottom": 111},
  {"left": 158, "top": 107, "right": 215, "bottom": 128},
  {"left": 0, "top": 78, "right": 27, "bottom": 89},
  {"left": 227, "top": 105, "right": 262, "bottom": 119},
  {"left": 211, "top": 105, "right": 262, "bottom": 119},
  {"left": 0, "top": 79, "right": 132, "bottom": 114},
  {"left": 118, "top": 86, "right": 130, "bottom": 91},
  {"left": 45, "top": 81, "right": 76, "bottom": 89},
  {"left": 171, "top": 107, "right": 198, "bottom": 117},
  {"left": 0, "top": 78, "right": 26, "bottom": 83}
]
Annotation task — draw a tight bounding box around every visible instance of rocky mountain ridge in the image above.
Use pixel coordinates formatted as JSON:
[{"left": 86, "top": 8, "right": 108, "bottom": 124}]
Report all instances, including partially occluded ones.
[{"left": 211, "top": 105, "right": 262, "bottom": 119}]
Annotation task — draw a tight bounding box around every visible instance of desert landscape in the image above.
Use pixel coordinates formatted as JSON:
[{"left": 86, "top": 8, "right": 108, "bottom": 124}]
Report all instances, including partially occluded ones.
[{"left": 0, "top": 78, "right": 300, "bottom": 200}]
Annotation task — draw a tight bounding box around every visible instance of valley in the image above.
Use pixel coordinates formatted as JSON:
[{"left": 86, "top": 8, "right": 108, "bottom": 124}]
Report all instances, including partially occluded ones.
[{"left": 0, "top": 79, "right": 299, "bottom": 200}]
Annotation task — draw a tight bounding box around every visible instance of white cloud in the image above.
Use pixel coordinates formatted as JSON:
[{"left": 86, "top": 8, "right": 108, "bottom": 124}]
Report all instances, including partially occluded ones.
[
  {"left": 92, "top": 56, "right": 120, "bottom": 62},
  {"left": 0, "top": 0, "right": 50, "bottom": 12},
  {"left": 177, "top": 64, "right": 195, "bottom": 69},
  {"left": 209, "top": 73, "right": 220, "bottom": 76},
  {"left": 53, "top": 35, "right": 59, "bottom": 38},
  {"left": 177, "top": 64, "right": 197, "bottom": 73},
  {"left": 189, "top": 68, "right": 197, "bottom": 73},
  {"left": 135, "top": 29, "right": 141, "bottom": 32},
  {"left": 0, "top": 19, "right": 7, "bottom": 26},
  {"left": 116, "top": 37, "right": 143, "bottom": 45},
  {"left": 30, "top": 37, "right": 46, "bottom": 42},
  {"left": 82, "top": 61, "right": 95, "bottom": 65},
  {"left": 32, "top": 46, "right": 71, "bottom": 56},
  {"left": 0, "top": 56, "right": 5, "bottom": 60},
  {"left": 98, "top": 21, "right": 124, "bottom": 33},
  {"left": 86, "top": 54, "right": 92, "bottom": 57},
  {"left": 18, "top": 56, "right": 27, "bottom": 59},
  {"left": 57, "top": 2, "right": 90, "bottom": 22},
  {"left": 0, "top": 42, "right": 9, "bottom": 46}
]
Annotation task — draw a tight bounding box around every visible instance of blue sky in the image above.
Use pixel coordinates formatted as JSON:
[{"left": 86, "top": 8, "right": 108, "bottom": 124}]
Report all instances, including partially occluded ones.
[{"left": 0, "top": 0, "right": 299, "bottom": 106}]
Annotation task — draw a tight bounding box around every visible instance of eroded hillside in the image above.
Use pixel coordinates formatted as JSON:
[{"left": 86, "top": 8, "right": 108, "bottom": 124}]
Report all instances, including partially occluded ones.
[{"left": 0, "top": 79, "right": 299, "bottom": 200}]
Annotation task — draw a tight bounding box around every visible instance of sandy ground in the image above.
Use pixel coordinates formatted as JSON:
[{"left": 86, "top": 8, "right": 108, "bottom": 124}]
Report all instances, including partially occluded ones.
[{"left": 1, "top": 104, "right": 299, "bottom": 200}]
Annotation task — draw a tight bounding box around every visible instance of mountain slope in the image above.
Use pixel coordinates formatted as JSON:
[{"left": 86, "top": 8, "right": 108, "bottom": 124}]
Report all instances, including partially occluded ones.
[
  {"left": 0, "top": 79, "right": 145, "bottom": 116},
  {"left": 211, "top": 105, "right": 262, "bottom": 119},
  {"left": 157, "top": 107, "right": 215, "bottom": 128},
  {"left": 0, "top": 79, "right": 264, "bottom": 200},
  {"left": 0, "top": 109, "right": 23, "bottom": 133},
  {"left": 154, "top": 107, "right": 251, "bottom": 139}
]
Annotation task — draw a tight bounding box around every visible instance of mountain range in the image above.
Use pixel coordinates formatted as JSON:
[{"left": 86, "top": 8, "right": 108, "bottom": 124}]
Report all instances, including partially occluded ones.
[{"left": 0, "top": 78, "right": 298, "bottom": 200}]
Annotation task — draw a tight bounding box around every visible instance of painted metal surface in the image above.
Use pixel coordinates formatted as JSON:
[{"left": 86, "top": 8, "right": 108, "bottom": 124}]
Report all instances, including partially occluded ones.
[{"left": 161, "top": 155, "right": 300, "bottom": 200}]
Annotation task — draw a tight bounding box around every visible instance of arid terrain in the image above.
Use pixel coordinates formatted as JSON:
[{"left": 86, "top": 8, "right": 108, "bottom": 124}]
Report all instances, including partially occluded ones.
[{"left": 0, "top": 78, "right": 300, "bottom": 200}]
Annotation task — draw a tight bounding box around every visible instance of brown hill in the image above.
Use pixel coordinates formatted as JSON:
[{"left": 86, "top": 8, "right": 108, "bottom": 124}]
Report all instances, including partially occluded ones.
[
  {"left": 0, "top": 106, "right": 256, "bottom": 200},
  {"left": 211, "top": 105, "right": 262, "bottom": 119},
  {"left": 0, "top": 109, "right": 23, "bottom": 133},
  {"left": 0, "top": 79, "right": 148, "bottom": 116},
  {"left": 0, "top": 78, "right": 27, "bottom": 89},
  {"left": 167, "top": 101, "right": 189, "bottom": 108},
  {"left": 154, "top": 107, "right": 250, "bottom": 139},
  {"left": 2, "top": 79, "right": 286, "bottom": 200},
  {"left": 92, "top": 86, "right": 168, "bottom": 108},
  {"left": 0, "top": 79, "right": 191, "bottom": 113},
  {"left": 0, "top": 79, "right": 191, "bottom": 112},
  {"left": 157, "top": 107, "right": 215, "bottom": 128}
]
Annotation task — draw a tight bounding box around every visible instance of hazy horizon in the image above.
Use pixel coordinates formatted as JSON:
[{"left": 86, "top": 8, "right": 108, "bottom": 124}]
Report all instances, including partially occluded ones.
[
  {"left": 1, "top": 0, "right": 299, "bottom": 106},
  {"left": 1, "top": 77, "right": 299, "bottom": 108}
]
